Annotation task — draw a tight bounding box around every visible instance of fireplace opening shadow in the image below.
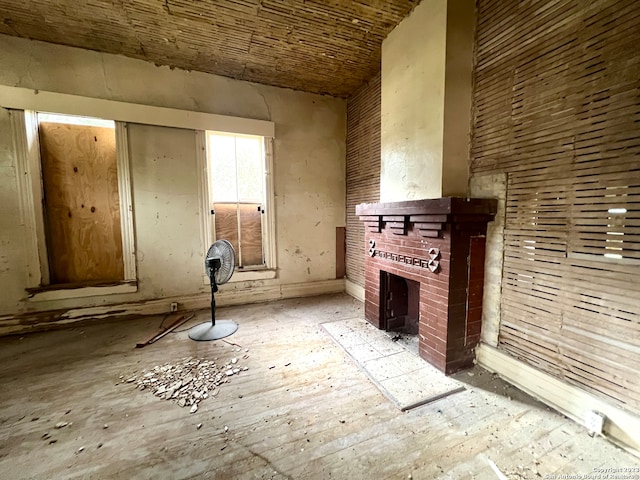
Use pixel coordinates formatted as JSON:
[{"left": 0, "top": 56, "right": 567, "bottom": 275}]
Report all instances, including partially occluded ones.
[
  {"left": 381, "top": 272, "right": 420, "bottom": 336},
  {"left": 322, "top": 317, "right": 465, "bottom": 411}
]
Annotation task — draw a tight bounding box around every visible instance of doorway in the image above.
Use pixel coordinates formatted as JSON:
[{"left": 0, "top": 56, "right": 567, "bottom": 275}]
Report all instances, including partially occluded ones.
[{"left": 38, "top": 113, "right": 124, "bottom": 285}]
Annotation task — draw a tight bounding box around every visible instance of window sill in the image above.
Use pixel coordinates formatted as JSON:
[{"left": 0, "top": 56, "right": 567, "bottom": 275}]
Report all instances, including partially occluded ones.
[
  {"left": 202, "top": 269, "right": 276, "bottom": 285},
  {"left": 27, "top": 281, "right": 138, "bottom": 302}
]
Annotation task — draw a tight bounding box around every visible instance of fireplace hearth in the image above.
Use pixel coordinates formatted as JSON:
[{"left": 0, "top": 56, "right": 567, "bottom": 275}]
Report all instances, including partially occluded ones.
[{"left": 356, "top": 197, "right": 497, "bottom": 374}]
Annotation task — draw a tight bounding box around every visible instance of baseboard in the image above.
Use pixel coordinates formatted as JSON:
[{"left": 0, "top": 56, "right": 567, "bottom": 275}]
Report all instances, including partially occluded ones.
[
  {"left": 345, "top": 279, "right": 365, "bottom": 302},
  {"left": 476, "top": 344, "right": 640, "bottom": 457},
  {"left": 0, "top": 278, "right": 346, "bottom": 336}
]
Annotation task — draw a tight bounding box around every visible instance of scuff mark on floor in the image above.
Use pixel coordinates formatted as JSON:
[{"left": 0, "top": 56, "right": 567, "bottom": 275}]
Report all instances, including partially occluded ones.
[{"left": 245, "top": 445, "right": 293, "bottom": 480}]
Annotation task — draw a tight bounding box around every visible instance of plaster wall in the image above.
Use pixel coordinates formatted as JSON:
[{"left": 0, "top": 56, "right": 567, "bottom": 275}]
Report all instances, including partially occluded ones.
[
  {"left": 127, "top": 124, "right": 204, "bottom": 299},
  {"left": 0, "top": 35, "right": 345, "bottom": 318},
  {"left": 380, "top": 0, "right": 447, "bottom": 202},
  {"left": 380, "top": 0, "right": 474, "bottom": 202},
  {"left": 442, "top": 0, "right": 474, "bottom": 197}
]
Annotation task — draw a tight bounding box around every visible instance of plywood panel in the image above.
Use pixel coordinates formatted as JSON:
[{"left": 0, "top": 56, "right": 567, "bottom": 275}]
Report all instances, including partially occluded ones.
[
  {"left": 239, "top": 203, "right": 263, "bottom": 267},
  {"left": 39, "top": 122, "right": 123, "bottom": 284},
  {"left": 214, "top": 202, "right": 263, "bottom": 267},
  {"left": 213, "top": 203, "right": 239, "bottom": 260}
]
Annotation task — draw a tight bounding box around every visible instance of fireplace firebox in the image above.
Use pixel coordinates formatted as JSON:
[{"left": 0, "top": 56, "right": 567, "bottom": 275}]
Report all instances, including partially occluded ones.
[
  {"left": 356, "top": 197, "right": 497, "bottom": 374},
  {"left": 381, "top": 272, "right": 420, "bottom": 334}
]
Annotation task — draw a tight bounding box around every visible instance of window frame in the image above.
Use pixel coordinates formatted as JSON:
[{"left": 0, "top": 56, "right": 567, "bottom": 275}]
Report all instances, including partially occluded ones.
[{"left": 196, "top": 130, "right": 277, "bottom": 284}]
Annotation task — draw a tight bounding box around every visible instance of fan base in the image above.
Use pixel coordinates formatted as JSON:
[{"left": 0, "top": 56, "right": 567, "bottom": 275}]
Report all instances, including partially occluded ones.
[{"left": 188, "top": 320, "right": 238, "bottom": 341}]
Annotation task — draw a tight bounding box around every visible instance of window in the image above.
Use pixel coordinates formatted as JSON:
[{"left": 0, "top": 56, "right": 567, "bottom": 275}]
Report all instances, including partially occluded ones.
[
  {"left": 208, "top": 132, "right": 265, "bottom": 268},
  {"left": 197, "top": 131, "right": 275, "bottom": 281},
  {"left": 12, "top": 110, "right": 136, "bottom": 298}
]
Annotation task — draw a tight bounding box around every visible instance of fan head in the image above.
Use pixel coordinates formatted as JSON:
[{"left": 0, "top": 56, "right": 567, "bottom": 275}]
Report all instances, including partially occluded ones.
[{"left": 205, "top": 239, "right": 235, "bottom": 284}]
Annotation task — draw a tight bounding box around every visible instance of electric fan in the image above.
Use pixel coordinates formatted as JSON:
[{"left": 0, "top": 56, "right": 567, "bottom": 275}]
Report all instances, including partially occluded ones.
[{"left": 188, "top": 239, "right": 238, "bottom": 341}]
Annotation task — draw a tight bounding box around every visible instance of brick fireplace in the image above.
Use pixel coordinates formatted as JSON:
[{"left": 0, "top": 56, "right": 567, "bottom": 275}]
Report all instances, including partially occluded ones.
[{"left": 356, "top": 197, "right": 497, "bottom": 374}]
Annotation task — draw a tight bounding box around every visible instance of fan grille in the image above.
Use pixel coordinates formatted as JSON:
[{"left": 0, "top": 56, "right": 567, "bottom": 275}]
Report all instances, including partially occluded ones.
[{"left": 205, "top": 239, "right": 235, "bottom": 284}]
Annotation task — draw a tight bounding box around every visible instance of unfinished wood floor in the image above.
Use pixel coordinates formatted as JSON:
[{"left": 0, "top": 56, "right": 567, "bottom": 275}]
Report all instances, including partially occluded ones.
[{"left": 0, "top": 294, "right": 638, "bottom": 479}]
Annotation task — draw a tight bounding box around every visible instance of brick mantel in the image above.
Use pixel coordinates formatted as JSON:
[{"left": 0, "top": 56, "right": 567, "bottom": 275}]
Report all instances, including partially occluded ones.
[{"left": 356, "top": 197, "right": 497, "bottom": 374}]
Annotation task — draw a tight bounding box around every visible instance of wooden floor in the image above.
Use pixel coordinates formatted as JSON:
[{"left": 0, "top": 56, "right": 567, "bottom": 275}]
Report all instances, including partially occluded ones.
[{"left": 0, "top": 294, "right": 638, "bottom": 479}]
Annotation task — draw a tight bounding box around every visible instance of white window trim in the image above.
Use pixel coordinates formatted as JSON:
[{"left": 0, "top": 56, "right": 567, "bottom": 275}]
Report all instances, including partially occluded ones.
[
  {"left": 11, "top": 110, "right": 48, "bottom": 287},
  {"left": 196, "top": 132, "right": 277, "bottom": 284},
  {"left": 263, "top": 137, "right": 277, "bottom": 271},
  {"left": 0, "top": 85, "right": 274, "bottom": 137},
  {"left": 27, "top": 283, "right": 138, "bottom": 302},
  {"left": 196, "top": 130, "right": 212, "bottom": 263},
  {"left": 11, "top": 109, "right": 138, "bottom": 300},
  {"left": 115, "top": 123, "right": 137, "bottom": 280}
]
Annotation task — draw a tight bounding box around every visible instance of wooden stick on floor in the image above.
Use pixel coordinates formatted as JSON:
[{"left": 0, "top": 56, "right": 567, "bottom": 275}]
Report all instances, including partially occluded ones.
[{"left": 135, "top": 313, "right": 194, "bottom": 348}]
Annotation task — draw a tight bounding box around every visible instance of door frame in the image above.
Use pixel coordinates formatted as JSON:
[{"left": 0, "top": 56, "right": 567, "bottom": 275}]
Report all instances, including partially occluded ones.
[{"left": 11, "top": 110, "right": 137, "bottom": 294}]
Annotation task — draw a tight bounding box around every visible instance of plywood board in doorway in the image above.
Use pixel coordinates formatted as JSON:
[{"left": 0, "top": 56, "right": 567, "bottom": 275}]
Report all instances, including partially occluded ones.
[{"left": 39, "top": 122, "right": 124, "bottom": 284}]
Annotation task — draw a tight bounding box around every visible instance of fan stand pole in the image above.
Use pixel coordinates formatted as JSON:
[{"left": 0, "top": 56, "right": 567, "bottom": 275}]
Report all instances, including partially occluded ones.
[
  {"left": 210, "top": 281, "right": 217, "bottom": 327},
  {"left": 188, "top": 270, "right": 238, "bottom": 342}
]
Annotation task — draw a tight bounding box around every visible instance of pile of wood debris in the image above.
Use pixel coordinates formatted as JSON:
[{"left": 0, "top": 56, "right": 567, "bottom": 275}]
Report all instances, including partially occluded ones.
[{"left": 121, "top": 355, "right": 247, "bottom": 413}]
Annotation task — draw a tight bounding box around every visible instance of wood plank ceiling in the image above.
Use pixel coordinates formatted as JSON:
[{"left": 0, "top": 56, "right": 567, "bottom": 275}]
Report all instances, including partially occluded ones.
[{"left": 0, "top": 0, "right": 418, "bottom": 98}]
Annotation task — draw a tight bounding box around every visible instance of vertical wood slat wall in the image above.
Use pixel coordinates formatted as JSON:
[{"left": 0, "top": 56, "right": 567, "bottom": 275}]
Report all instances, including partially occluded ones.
[
  {"left": 346, "top": 73, "right": 381, "bottom": 288},
  {"left": 471, "top": 0, "right": 640, "bottom": 414}
]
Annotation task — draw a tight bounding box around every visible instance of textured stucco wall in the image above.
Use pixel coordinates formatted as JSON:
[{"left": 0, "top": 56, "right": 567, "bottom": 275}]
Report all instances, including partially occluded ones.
[{"left": 0, "top": 35, "right": 345, "bottom": 316}]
